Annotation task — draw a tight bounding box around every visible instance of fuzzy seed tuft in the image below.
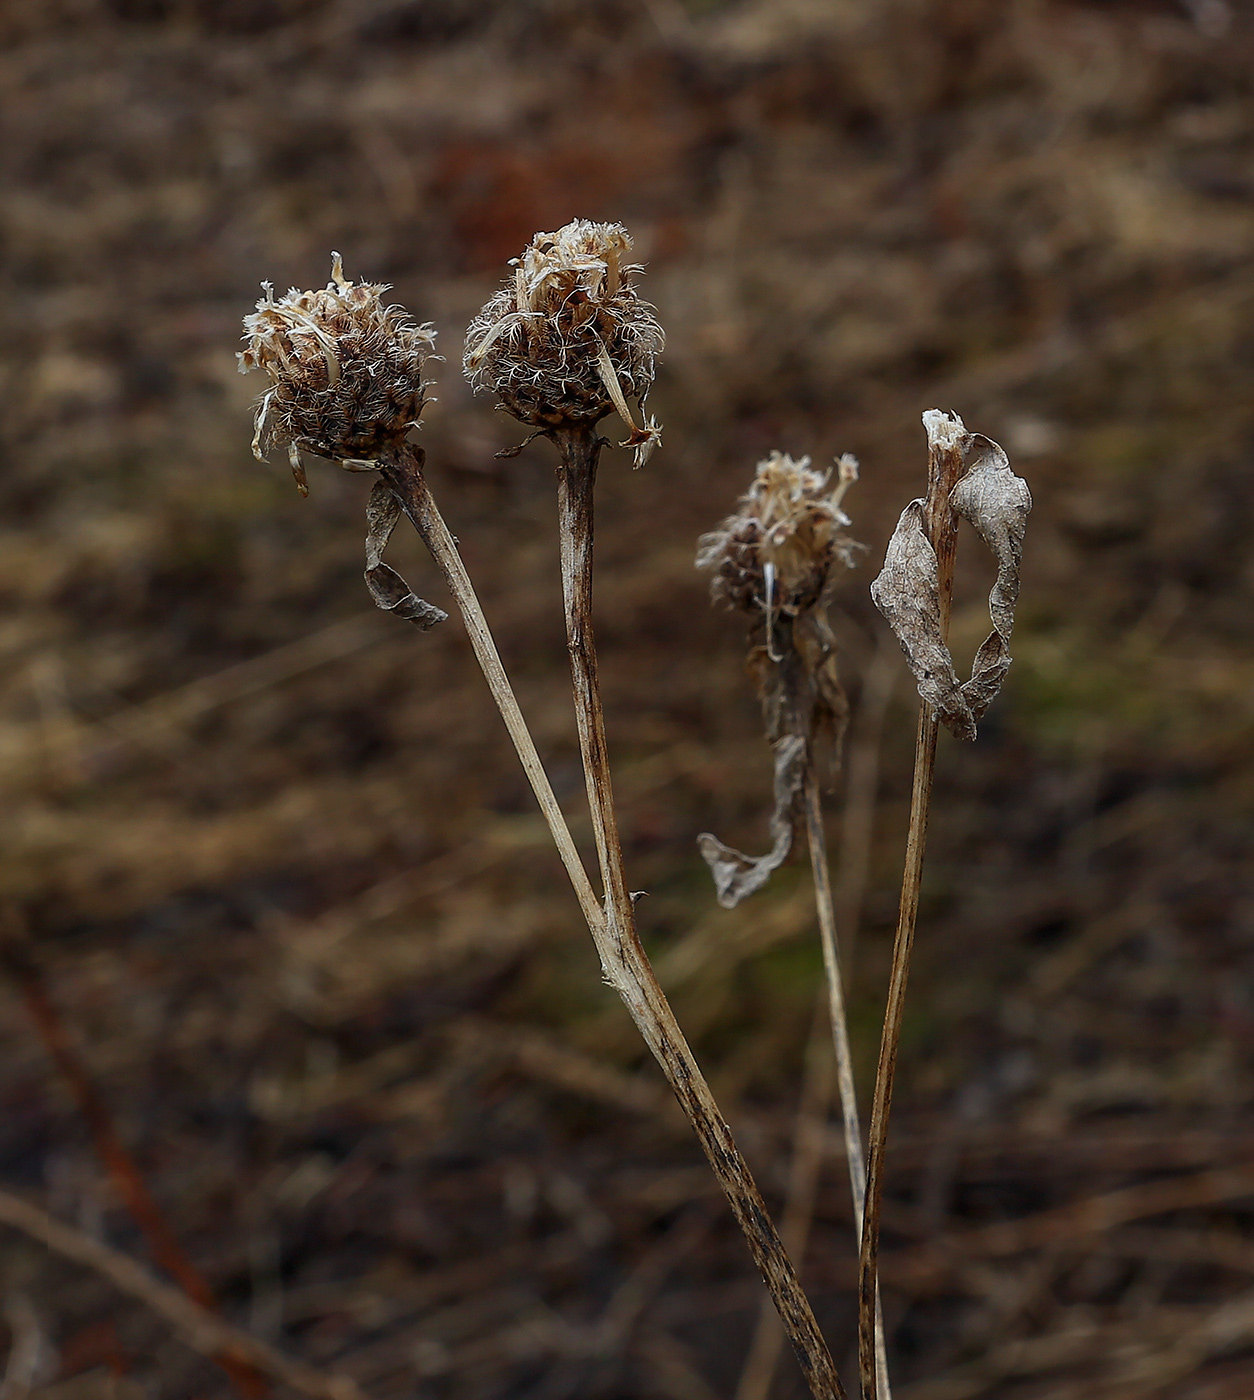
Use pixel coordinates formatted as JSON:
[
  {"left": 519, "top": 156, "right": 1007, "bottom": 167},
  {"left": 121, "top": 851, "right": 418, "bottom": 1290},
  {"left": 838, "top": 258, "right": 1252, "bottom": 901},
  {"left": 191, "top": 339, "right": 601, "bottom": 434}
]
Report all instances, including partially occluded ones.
[
  {"left": 463, "top": 220, "right": 664, "bottom": 464},
  {"left": 239, "top": 254, "right": 436, "bottom": 493},
  {"left": 697, "top": 451, "right": 862, "bottom": 616}
]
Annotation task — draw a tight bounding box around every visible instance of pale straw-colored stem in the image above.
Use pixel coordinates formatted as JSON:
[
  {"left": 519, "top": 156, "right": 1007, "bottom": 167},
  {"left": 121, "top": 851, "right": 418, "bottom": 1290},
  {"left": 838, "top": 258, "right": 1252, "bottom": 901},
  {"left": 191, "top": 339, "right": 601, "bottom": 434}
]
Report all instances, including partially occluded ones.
[
  {"left": 803, "top": 761, "right": 892, "bottom": 1400},
  {"left": 857, "top": 435, "right": 965, "bottom": 1400},
  {"left": 0, "top": 1188, "right": 365, "bottom": 1400},
  {"left": 552, "top": 423, "right": 846, "bottom": 1400},
  {"left": 378, "top": 445, "right": 605, "bottom": 938}
]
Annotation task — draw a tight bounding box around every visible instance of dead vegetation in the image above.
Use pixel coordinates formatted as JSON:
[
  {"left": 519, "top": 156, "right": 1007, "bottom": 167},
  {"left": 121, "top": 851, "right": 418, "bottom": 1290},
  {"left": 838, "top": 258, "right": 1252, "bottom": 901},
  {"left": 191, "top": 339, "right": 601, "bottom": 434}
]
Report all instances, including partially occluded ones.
[{"left": 0, "top": 0, "right": 1253, "bottom": 1396}]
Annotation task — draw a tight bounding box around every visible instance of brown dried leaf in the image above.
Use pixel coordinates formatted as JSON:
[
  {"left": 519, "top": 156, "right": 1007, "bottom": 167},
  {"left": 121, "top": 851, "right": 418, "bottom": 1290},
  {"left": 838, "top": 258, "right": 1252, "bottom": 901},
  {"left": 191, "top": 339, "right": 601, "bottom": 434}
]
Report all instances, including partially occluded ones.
[
  {"left": 697, "top": 734, "right": 806, "bottom": 908},
  {"left": 364, "top": 480, "right": 448, "bottom": 630},
  {"left": 870, "top": 431, "right": 1030, "bottom": 740},
  {"left": 870, "top": 499, "right": 976, "bottom": 738}
]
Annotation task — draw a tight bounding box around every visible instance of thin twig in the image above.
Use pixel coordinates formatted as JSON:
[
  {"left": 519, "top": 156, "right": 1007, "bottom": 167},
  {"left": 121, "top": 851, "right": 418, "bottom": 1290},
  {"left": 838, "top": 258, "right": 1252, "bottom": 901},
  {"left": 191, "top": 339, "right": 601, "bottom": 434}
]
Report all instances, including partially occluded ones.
[
  {"left": 735, "top": 1001, "right": 833, "bottom": 1400},
  {"left": 803, "top": 763, "right": 891, "bottom": 1400},
  {"left": 551, "top": 423, "right": 846, "bottom": 1400},
  {"left": 0, "top": 1188, "right": 366, "bottom": 1400},
  {"left": 0, "top": 935, "right": 269, "bottom": 1399},
  {"left": 858, "top": 429, "right": 967, "bottom": 1400}
]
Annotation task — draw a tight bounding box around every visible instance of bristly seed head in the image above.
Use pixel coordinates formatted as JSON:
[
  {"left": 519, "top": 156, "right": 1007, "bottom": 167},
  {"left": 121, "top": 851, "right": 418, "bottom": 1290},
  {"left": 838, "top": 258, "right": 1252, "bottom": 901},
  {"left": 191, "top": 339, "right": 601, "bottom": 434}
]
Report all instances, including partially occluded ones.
[
  {"left": 463, "top": 219, "right": 664, "bottom": 466},
  {"left": 697, "top": 451, "right": 863, "bottom": 616},
  {"left": 239, "top": 253, "right": 437, "bottom": 494}
]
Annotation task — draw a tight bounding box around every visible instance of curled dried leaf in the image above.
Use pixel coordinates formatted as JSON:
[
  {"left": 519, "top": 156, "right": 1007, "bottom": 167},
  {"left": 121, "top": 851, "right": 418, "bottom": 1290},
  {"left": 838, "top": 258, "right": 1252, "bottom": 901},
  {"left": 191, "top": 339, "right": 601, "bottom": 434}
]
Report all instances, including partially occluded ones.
[
  {"left": 697, "top": 735, "right": 807, "bottom": 908},
  {"left": 870, "top": 428, "right": 1031, "bottom": 739},
  {"left": 951, "top": 435, "right": 1032, "bottom": 722},
  {"left": 364, "top": 480, "right": 447, "bottom": 630}
]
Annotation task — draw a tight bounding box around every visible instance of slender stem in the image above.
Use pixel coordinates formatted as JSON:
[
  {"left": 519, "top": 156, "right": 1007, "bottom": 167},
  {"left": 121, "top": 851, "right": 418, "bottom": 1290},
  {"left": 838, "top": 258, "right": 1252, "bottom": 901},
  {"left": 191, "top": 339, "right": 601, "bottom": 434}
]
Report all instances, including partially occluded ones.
[
  {"left": 803, "top": 764, "right": 892, "bottom": 1400},
  {"left": 377, "top": 445, "right": 605, "bottom": 939},
  {"left": 857, "top": 432, "right": 966, "bottom": 1400},
  {"left": 552, "top": 424, "right": 846, "bottom": 1400}
]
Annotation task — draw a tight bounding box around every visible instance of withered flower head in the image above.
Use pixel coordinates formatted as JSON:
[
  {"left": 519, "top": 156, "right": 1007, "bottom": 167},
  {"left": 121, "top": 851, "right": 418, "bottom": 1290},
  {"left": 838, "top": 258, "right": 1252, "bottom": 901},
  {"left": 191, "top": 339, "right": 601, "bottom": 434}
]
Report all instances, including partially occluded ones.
[
  {"left": 239, "top": 253, "right": 436, "bottom": 494},
  {"left": 463, "top": 219, "right": 664, "bottom": 466},
  {"left": 697, "top": 451, "right": 862, "bottom": 616}
]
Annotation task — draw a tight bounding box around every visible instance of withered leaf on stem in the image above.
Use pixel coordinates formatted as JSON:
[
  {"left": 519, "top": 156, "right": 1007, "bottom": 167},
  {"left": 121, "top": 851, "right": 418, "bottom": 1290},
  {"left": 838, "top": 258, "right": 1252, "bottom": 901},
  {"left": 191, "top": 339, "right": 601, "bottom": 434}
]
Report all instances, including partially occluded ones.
[
  {"left": 364, "top": 479, "right": 448, "bottom": 630},
  {"left": 870, "top": 431, "right": 1030, "bottom": 740},
  {"left": 698, "top": 734, "right": 807, "bottom": 908}
]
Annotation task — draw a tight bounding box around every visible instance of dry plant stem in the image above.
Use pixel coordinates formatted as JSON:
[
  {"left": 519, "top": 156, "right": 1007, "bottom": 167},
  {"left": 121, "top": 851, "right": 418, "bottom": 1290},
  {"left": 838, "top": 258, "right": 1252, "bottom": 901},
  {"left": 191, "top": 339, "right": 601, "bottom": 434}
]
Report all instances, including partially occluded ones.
[
  {"left": 1, "top": 942, "right": 269, "bottom": 1400},
  {"left": 552, "top": 424, "right": 845, "bottom": 1400},
  {"left": 377, "top": 445, "right": 604, "bottom": 936},
  {"left": 0, "top": 1188, "right": 365, "bottom": 1400},
  {"left": 803, "top": 765, "right": 892, "bottom": 1400},
  {"left": 858, "top": 437, "right": 965, "bottom": 1400},
  {"left": 736, "top": 1003, "right": 834, "bottom": 1400}
]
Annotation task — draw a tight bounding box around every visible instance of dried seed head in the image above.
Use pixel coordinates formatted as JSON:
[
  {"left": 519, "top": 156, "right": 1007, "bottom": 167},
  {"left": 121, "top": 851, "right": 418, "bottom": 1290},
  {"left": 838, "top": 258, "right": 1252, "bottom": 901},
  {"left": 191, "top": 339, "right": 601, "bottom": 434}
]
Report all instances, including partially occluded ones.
[
  {"left": 239, "top": 254, "right": 436, "bottom": 493},
  {"left": 697, "top": 451, "right": 862, "bottom": 615},
  {"left": 463, "top": 219, "right": 664, "bottom": 464}
]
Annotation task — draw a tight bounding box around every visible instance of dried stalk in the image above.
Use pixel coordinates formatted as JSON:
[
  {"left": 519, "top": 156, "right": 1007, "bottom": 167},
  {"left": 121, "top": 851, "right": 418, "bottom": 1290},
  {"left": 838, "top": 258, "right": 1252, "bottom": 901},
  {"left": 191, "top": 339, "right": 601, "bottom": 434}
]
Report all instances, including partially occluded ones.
[
  {"left": 0, "top": 1188, "right": 365, "bottom": 1400},
  {"left": 803, "top": 763, "right": 891, "bottom": 1400},
  {"left": 857, "top": 428, "right": 967, "bottom": 1400},
  {"left": 735, "top": 1001, "right": 833, "bottom": 1400},
  {"left": 375, "top": 443, "right": 605, "bottom": 938},
  {"left": 553, "top": 423, "right": 845, "bottom": 1400},
  {"left": 0, "top": 936, "right": 269, "bottom": 1400}
]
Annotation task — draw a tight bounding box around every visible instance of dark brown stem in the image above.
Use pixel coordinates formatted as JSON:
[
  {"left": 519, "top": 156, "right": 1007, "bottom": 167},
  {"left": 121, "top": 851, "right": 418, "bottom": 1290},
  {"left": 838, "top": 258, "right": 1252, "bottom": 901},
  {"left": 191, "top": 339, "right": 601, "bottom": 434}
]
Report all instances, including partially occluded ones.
[
  {"left": 857, "top": 431, "right": 966, "bottom": 1400},
  {"left": 0, "top": 937, "right": 269, "bottom": 1399},
  {"left": 552, "top": 424, "right": 845, "bottom": 1400}
]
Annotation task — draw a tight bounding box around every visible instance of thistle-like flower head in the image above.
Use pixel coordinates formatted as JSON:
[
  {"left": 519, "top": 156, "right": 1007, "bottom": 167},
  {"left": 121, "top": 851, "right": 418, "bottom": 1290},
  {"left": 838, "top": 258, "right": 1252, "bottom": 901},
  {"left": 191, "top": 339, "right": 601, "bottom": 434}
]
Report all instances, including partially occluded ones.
[
  {"left": 698, "top": 451, "right": 862, "bottom": 615},
  {"left": 463, "top": 219, "right": 664, "bottom": 465},
  {"left": 239, "top": 254, "right": 436, "bottom": 493}
]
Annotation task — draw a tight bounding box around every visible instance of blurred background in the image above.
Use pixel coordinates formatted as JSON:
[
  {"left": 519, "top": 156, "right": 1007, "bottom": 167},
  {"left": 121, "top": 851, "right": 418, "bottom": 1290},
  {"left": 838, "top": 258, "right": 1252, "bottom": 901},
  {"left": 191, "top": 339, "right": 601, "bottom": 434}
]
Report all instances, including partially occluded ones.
[{"left": 1, "top": 0, "right": 1253, "bottom": 1395}]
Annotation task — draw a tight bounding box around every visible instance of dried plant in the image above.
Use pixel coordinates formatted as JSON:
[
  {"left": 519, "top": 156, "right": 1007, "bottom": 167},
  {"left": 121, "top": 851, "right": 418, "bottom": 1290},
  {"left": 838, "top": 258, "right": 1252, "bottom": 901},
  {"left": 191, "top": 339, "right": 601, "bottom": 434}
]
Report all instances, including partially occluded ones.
[
  {"left": 698, "top": 449, "right": 892, "bottom": 1398},
  {"left": 467, "top": 223, "right": 845, "bottom": 1400},
  {"left": 243, "top": 244, "right": 845, "bottom": 1399},
  {"left": 240, "top": 257, "right": 602, "bottom": 967},
  {"left": 696, "top": 450, "right": 860, "bottom": 904},
  {"left": 464, "top": 219, "right": 664, "bottom": 465},
  {"left": 858, "top": 410, "right": 1031, "bottom": 1400}
]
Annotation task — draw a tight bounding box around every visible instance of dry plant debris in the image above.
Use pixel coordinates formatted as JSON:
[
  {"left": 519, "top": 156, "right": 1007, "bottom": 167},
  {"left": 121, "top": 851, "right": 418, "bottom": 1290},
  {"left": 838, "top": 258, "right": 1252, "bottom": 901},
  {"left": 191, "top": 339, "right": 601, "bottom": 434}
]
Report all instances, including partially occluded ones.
[
  {"left": 464, "top": 220, "right": 664, "bottom": 463},
  {"left": 697, "top": 452, "right": 861, "bottom": 907},
  {"left": 872, "top": 413, "right": 1032, "bottom": 741},
  {"left": 240, "top": 255, "right": 437, "bottom": 493}
]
